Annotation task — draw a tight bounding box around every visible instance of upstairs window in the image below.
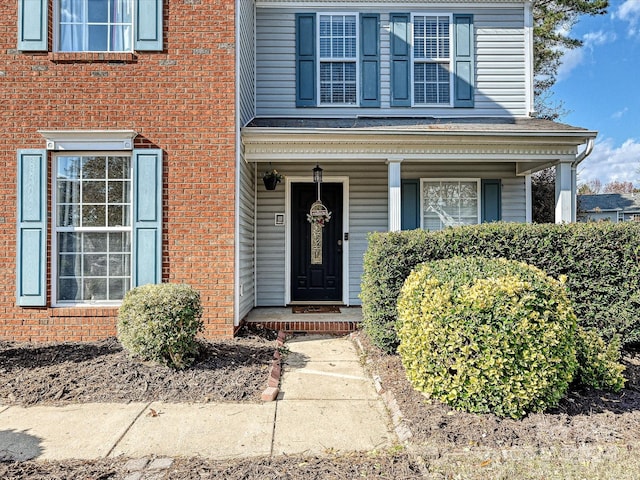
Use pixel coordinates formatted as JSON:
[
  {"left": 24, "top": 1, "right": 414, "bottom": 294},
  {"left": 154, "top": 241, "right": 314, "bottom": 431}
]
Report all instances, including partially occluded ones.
[
  {"left": 318, "top": 14, "right": 358, "bottom": 105},
  {"left": 412, "top": 15, "right": 451, "bottom": 105},
  {"left": 58, "top": 0, "right": 134, "bottom": 52}
]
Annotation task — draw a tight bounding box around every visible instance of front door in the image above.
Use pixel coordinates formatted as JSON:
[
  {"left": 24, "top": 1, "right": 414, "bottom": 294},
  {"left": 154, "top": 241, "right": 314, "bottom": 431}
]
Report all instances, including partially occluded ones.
[{"left": 291, "top": 182, "right": 343, "bottom": 302}]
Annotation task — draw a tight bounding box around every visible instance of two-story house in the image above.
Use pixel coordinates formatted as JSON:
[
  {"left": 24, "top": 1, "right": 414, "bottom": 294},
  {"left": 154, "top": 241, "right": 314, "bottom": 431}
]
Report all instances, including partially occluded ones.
[
  {"left": 2, "top": 0, "right": 596, "bottom": 342},
  {"left": 237, "top": 0, "right": 596, "bottom": 317}
]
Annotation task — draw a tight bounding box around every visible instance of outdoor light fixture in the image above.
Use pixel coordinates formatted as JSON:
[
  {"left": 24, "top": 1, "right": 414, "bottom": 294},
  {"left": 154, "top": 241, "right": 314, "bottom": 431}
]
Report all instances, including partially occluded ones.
[{"left": 313, "top": 163, "right": 323, "bottom": 184}]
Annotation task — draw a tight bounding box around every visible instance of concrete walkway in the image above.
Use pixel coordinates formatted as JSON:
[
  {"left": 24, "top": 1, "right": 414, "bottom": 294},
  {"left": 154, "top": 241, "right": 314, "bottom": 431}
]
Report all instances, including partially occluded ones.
[{"left": 0, "top": 335, "right": 396, "bottom": 462}]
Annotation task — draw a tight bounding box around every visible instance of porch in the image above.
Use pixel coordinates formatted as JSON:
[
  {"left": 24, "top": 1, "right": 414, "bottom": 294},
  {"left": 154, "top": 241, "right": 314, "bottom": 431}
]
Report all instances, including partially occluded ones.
[{"left": 243, "top": 307, "right": 363, "bottom": 335}]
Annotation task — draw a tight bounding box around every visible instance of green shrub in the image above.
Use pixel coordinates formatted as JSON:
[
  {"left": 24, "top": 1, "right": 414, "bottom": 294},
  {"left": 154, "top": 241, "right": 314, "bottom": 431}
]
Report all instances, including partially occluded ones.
[
  {"left": 575, "top": 328, "right": 626, "bottom": 392},
  {"left": 117, "top": 283, "right": 204, "bottom": 369},
  {"left": 361, "top": 223, "right": 640, "bottom": 352},
  {"left": 397, "top": 257, "right": 578, "bottom": 419}
]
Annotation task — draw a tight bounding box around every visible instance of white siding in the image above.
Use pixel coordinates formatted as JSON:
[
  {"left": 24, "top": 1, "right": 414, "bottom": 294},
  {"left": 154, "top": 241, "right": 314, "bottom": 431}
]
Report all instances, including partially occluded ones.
[
  {"left": 501, "top": 176, "right": 526, "bottom": 222},
  {"left": 238, "top": 155, "right": 256, "bottom": 319},
  {"left": 255, "top": 8, "right": 526, "bottom": 118},
  {"left": 239, "top": 0, "right": 256, "bottom": 126}
]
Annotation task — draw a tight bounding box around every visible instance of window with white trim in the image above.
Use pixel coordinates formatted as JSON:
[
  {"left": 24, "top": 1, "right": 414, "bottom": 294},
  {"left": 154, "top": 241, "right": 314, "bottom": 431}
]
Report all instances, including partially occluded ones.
[
  {"left": 54, "top": 154, "right": 132, "bottom": 304},
  {"left": 318, "top": 14, "right": 358, "bottom": 105},
  {"left": 57, "top": 0, "right": 133, "bottom": 52},
  {"left": 421, "top": 179, "right": 480, "bottom": 231},
  {"left": 412, "top": 14, "right": 452, "bottom": 105}
]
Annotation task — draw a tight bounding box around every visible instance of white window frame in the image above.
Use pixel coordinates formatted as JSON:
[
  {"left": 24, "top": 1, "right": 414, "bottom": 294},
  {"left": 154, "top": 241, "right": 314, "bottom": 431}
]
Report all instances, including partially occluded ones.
[
  {"left": 411, "top": 13, "right": 453, "bottom": 107},
  {"left": 317, "top": 12, "right": 360, "bottom": 107},
  {"left": 420, "top": 178, "right": 481, "bottom": 231},
  {"left": 54, "top": 0, "right": 135, "bottom": 53},
  {"left": 51, "top": 151, "right": 133, "bottom": 306}
]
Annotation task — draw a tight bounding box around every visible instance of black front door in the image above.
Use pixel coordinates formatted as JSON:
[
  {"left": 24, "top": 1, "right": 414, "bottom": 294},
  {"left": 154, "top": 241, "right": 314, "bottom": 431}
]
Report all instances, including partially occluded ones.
[{"left": 291, "top": 182, "right": 343, "bottom": 302}]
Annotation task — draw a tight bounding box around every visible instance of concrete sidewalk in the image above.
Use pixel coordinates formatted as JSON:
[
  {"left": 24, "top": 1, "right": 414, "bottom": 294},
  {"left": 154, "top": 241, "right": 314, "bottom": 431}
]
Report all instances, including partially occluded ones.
[{"left": 0, "top": 335, "right": 396, "bottom": 462}]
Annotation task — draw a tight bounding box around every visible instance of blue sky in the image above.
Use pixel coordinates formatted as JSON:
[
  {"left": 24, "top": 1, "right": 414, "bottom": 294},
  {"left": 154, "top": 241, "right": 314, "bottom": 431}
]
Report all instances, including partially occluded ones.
[{"left": 552, "top": 0, "right": 640, "bottom": 187}]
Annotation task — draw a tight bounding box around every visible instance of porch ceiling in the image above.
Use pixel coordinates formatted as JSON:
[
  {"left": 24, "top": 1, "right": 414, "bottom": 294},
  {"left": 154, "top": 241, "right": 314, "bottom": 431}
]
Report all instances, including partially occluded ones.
[{"left": 242, "top": 117, "right": 597, "bottom": 168}]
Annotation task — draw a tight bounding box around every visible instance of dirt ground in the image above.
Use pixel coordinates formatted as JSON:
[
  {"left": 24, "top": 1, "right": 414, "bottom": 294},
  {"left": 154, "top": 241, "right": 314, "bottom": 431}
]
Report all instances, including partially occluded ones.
[
  {"left": 0, "top": 325, "right": 278, "bottom": 405},
  {"left": 1, "top": 327, "right": 640, "bottom": 479}
]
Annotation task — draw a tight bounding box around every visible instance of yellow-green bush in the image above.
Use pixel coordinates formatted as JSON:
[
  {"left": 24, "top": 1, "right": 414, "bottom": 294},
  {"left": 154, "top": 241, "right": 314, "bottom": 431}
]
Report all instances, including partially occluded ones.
[
  {"left": 117, "top": 283, "right": 204, "bottom": 369},
  {"left": 575, "top": 328, "right": 626, "bottom": 392},
  {"left": 397, "top": 257, "right": 578, "bottom": 419}
]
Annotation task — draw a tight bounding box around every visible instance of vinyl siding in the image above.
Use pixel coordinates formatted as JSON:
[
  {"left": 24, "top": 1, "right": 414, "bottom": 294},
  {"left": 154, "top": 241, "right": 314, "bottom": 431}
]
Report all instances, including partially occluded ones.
[
  {"left": 238, "top": 154, "right": 256, "bottom": 319},
  {"left": 255, "top": 8, "right": 526, "bottom": 117},
  {"left": 254, "top": 161, "right": 525, "bottom": 306},
  {"left": 239, "top": 0, "right": 256, "bottom": 126}
]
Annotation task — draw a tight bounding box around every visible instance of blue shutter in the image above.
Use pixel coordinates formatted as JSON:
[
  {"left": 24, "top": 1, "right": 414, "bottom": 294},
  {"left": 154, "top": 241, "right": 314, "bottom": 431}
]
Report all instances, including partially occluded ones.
[
  {"left": 135, "top": 0, "right": 163, "bottom": 51},
  {"left": 296, "top": 13, "right": 316, "bottom": 107},
  {"left": 453, "top": 14, "right": 475, "bottom": 108},
  {"left": 17, "top": 150, "right": 47, "bottom": 306},
  {"left": 401, "top": 180, "right": 420, "bottom": 230},
  {"left": 481, "top": 179, "right": 501, "bottom": 223},
  {"left": 132, "top": 149, "right": 163, "bottom": 286},
  {"left": 390, "top": 13, "right": 410, "bottom": 107},
  {"left": 360, "top": 14, "right": 380, "bottom": 108},
  {"left": 17, "top": 0, "right": 48, "bottom": 51}
]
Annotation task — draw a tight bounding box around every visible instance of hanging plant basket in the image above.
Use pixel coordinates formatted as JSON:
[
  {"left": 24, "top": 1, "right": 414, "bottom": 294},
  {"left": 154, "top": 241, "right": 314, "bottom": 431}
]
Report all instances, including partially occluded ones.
[
  {"left": 263, "top": 169, "right": 283, "bottom": 190},
  {"left": 263, "top": 176, "right": 279, "bottom": 190}
]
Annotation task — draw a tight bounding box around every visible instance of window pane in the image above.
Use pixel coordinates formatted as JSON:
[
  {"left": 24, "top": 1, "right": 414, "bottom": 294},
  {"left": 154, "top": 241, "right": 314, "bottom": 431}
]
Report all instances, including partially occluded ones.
[
  {"left": 82, "top": 156, "right": 106, "bottom": 179},
  {"left": 58, "top": 156, "right": 82, "bottom": 179},
  {"left": 60, "top": 0, "right": 84, "bottom": 23},
  {"left": 109, "top": 253, "right": 130, "bottom": 276},
  {"left": 59, "top": 233, "right": 81, "bottom": 253},
  {"left": 57, "top": 204, "right": 80, "bottom": 227},
  {"left": 82, "top": 204, "right": 106, "bottom": 226},
  {"left": 109, "top": 232, "right": 130, "bottom": 251},
  {"left": 108, "top": 205, "right": 130, "bottom": 227},
  {"left": 87, "top": 0, "right": 108, "bottom": 23},
  {"left": 108, "top": 156, "right": 129, "bottom": 178},
  {"left": 84, "top": 278, "right": 107, "bottom": 300},
  {"left": 83, "top": 232, "right": 107, "bottom": 252},
  {"left": 59, "top": 278, "right": 81, "bottom": 301},
  {"left": 84, "top": 254, "right": 107, "bottom": 276},
  {"left": 59, "top": 254, "right": 80, "bottom": 276},
  {"left": 109, "top": 278, "right": 127, "bottom": 300},
  {"left": 82, "top": 180, "right": 106, "bottom": 203},
  {"left": 87, "top": 25, "right": 108, "bottom": 51}
]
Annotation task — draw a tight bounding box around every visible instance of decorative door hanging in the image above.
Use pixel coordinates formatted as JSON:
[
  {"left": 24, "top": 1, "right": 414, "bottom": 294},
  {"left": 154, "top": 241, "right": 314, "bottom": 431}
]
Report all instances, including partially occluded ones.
[{"left": 307, "top": 164, "right": 331, "bottom": 265}]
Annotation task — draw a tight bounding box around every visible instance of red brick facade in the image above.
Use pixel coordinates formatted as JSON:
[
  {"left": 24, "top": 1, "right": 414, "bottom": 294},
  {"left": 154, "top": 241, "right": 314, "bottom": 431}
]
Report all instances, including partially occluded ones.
[{"left": 1, "top": 0, "right": 237, "bottom": 341}]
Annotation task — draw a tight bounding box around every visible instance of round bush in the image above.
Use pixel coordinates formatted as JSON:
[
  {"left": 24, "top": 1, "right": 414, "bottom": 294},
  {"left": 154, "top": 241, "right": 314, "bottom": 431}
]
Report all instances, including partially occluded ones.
[
  {"left": 117, "top": 283, "right": 204, "bottom": 369},
  {"left": 397, "top": 257, "right": 578, "bottom": 419}
]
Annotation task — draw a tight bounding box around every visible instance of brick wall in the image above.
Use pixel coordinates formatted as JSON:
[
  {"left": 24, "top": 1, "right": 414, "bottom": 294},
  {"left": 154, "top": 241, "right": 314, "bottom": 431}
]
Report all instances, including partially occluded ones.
[{"left": 0, "top": 0, "right": 237, "bottom": 341}]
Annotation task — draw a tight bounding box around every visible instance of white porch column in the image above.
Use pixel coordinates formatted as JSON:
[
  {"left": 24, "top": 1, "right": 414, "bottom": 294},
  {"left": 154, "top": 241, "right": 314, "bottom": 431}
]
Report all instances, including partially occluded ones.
[
  {"left": 555, "top": 161, "right": 573, "bottom": 223},
  {"left": 387, "top": 157, "right": 403, "bottom": 232}
]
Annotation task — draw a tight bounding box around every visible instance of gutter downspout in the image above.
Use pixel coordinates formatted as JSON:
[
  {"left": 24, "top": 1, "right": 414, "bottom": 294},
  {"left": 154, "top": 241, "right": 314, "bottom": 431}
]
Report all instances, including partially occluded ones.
[{"left": 571, "top": 138, "right": 595, "bottom": 222}]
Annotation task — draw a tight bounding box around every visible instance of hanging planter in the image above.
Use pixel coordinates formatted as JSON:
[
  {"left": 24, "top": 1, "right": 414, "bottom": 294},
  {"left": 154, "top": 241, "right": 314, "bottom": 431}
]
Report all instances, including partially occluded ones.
[{"left": 263, "top": 169, "right": 283, "bottom": 191}]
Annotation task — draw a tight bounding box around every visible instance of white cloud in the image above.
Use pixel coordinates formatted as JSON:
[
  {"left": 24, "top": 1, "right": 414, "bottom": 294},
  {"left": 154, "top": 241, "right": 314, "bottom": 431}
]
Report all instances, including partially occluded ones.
[
  {"left": 557, "top": 30, "right": 616, "bottom": 81},
  {"left": 614, "top": 0, "right": 640, "bottom": 37},
  {"left": 611, "top": 107, "right": 629, "bottom": 119},
  {"left": 578, "top": 137, "right": 640, "bottom": 185}
]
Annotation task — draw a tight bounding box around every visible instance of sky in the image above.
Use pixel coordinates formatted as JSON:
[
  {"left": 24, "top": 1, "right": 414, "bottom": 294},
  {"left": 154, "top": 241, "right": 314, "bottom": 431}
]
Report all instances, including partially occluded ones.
[{"left": 552, "top": 0, "right": 640, "bottom": 187}]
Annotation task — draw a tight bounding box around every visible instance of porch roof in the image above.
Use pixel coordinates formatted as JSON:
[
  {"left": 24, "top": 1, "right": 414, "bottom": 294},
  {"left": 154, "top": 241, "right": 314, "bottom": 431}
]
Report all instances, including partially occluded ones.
[{"left": 245, "top": 117, "right": 596, "bottom": 139}]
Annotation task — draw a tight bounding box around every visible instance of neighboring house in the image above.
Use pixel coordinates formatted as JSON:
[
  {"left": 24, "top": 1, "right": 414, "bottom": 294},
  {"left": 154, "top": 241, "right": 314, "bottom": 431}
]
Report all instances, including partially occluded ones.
[
  {"left": 578, "top": 194, "right": 640, "bottom": 223},
  {"left": 2, "top": 0, "right": 596, "bottom": 342}
]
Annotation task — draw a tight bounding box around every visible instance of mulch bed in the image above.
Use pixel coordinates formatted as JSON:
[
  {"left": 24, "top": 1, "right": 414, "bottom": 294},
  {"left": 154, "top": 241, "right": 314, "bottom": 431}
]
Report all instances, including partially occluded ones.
[
  {"left": 2, "top": 327, "right": 640, "bottom": 479},
  {"left": 354, "top": 331, "right": 640, "bottom": 451},
  {"left": 0, "top": 325, "right": 278, "bottom": 405}
]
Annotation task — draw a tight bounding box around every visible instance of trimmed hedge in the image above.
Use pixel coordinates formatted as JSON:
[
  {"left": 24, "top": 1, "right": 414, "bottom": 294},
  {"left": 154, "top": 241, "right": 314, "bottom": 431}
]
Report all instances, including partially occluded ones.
[
  {"left": 118, "top": 283, "right": 204, "bottom": 369},
  {"left": 361, "top": 222, "right": 640, "bottom": 353},
  {"left": 397, "top": 257, "right": 578, "bottom": 418}
]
